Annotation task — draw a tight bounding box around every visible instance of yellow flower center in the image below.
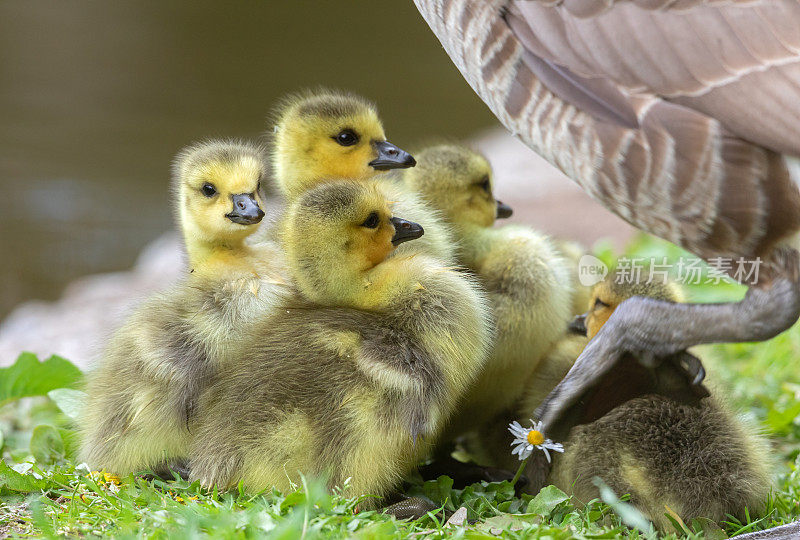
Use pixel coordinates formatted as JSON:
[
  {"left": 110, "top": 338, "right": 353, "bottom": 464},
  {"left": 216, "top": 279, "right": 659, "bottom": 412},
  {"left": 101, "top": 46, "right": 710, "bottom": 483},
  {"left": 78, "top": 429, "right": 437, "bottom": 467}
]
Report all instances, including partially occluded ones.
[{"left": 527, "top": 430, "right": 544, "bottom": 445}]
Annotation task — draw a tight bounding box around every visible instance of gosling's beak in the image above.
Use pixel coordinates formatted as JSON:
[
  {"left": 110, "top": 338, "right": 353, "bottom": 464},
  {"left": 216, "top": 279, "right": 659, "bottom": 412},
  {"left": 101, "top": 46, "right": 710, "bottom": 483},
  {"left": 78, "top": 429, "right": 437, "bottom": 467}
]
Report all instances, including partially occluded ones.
[
  {"left": 390, "top": 217, "right": 424, "bottom": 246},
  {"left": 226, "top": 193, "right": 265, "bottom": 225},
  {"left": 369, "top": 140, "right": 416, "bottom": 171},
  {"left": 496, "top": 200, "right": 513, "bottom": 219},
  {"left": 568, "top": 313, "right": 588, "bottom": 336}
]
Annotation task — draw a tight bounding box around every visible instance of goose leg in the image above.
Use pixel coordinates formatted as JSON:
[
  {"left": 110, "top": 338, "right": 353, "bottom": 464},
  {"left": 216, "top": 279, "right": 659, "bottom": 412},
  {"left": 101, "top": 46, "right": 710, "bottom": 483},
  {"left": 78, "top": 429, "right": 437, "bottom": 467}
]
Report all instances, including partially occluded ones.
[{"left": 535, "top": 248, "right": 800, "bottom": 431}]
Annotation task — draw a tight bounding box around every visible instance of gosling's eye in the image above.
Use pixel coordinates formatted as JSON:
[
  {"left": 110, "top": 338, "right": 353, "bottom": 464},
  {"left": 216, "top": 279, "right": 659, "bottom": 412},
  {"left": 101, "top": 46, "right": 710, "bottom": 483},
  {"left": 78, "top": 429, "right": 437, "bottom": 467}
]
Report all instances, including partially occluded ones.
[
  {"left": 333, "top": 129, "right": 359, "bottom": 147},
  {"left": 593, "top": 298, "right": 610, "bottom": 309},
  {"left": 361, "top": 212, "right": 380, "bottom": 229},
  {"left": 479, "top": 174, "right": 491, "bottom": 194},
  {"left": 201, "top": 183, "right": 217, "bottom": 197}
]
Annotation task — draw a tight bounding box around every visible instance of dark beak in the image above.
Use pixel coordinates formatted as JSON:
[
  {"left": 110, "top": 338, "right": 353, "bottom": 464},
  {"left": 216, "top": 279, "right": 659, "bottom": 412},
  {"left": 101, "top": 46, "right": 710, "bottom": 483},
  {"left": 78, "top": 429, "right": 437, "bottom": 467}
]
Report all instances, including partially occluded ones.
[
  {"left": 369, "top": 140, "right": 416, "bottom": 171},
  {"left": 496, "top": 200, "right": 513, "bottom": 219},
  {"left": 390, "top": 217, "right": 424, "bottom": 246},
  {"left": 226, "top": 193, "right": 265, "bottom": 225},
  {"left": 568, "top": 313, "right": 588, "bottom": 336}
]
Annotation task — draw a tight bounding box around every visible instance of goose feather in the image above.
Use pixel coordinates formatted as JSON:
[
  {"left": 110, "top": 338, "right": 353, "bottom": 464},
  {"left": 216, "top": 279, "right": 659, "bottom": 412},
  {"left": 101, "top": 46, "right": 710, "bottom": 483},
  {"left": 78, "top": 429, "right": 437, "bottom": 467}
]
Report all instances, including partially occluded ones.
[{"left": 414, "top": 0, "right": 800, "bottom": 260}]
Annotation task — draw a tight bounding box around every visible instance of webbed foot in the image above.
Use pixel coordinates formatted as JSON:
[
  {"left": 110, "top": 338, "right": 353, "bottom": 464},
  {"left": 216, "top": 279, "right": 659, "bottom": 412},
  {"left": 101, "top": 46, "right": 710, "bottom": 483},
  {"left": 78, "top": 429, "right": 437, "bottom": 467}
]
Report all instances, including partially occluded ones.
[
  {"left": 673, "top": 350, "right": 705, "bottom": 385},
  {"left": 383, "top": 496, "right": 438, "bottom": 520},
  {"left": 535, "top": 320, "right": 711, "bottom": 437},
  {"left": 146, "top": 460, "right": 191, "bottom": 481}
]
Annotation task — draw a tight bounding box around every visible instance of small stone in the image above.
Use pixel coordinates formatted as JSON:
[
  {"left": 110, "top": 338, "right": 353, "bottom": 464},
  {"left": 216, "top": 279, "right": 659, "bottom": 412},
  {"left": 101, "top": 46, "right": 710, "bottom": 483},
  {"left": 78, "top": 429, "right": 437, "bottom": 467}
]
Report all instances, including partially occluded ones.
[{"left": 445, "top": 507, "right": 467, "bottom": 528}]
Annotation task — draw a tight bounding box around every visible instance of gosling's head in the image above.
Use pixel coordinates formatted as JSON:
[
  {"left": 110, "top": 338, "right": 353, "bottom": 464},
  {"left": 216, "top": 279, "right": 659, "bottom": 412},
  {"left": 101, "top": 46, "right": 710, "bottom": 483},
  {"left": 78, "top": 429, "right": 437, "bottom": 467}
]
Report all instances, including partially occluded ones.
[
  {"left": 172, "top": 140, "right": 267, "bottom": 253},
  {"left": 404, "top": 144, "right": 513, "bottom": 229},
  {"left": 282, "top": 180, "right": 424, "bottom": 306},
  {"left": 271, "top": 89, "right": 416, "bottom": 199},
  {"left": 570, "top": 271, "right": 684, "bottom": 339}
]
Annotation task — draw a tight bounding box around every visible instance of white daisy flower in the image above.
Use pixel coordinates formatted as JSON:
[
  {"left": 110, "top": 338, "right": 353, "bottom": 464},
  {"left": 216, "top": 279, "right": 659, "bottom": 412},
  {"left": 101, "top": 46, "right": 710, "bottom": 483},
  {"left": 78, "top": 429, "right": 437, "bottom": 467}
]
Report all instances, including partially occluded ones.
[{"left": 508, "top": 419, "right": 564, "bottom": 463}]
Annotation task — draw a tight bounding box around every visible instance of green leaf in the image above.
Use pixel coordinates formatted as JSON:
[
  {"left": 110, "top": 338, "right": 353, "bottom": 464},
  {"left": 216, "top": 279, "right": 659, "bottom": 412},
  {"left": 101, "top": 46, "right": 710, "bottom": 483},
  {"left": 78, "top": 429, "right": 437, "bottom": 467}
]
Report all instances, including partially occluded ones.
[
  {"left": 0, "top": 460, "right": 45, "bottom": 492},
  {"left": 664, "top": 505, "right": 692, "bottom": 535},
  {"left": 497, "top": 498, "right": 524, "bottom": 513},
  {"left": 0, "top": 353, "right": 83, "bottom": 407},
  {"left": 766, "top": 400, "right": 800, "bottom": 435},
  {"left": 480, "top": 479, "right": 515, "bottom": 502},
  {"left": 476, "top": 513, "right": 541, "bottom": 532},
  {"left": 30, "top": 498, "right": 56, "bottom": 537},
  {"left": 527, "top": 485, "right": 570, "bottom": 516},
  {"left": 280, "top": 490, "right": 306, "bottom": 513},
  {"left": 47, "top": 388, "right": 87, "bottom": 421},
  {"left": 59, "top": 428, "right": 80, "bottom": 460},
  {"left": 422, "top": 475, "right": 454, "bottom": 506},
  {"left": 30, "top": 424, "right": 65, "bottom": 464},
  {"left": 691, "top": 517, "right": 727, "bottom": 540}
]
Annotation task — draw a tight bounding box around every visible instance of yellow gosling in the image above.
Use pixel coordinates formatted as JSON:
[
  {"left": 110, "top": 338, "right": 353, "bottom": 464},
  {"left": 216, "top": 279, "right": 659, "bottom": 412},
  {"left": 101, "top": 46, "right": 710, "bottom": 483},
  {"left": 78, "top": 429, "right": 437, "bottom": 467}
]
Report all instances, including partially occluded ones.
[
  {"left": 531, "top": 274, "right": 772, "bottom": 531},
  {"left": 270, "top": 89, "right": 454, "bottom": 261},
  {"left": 404, "top": 144, "right": 574, "bottom": 444},
  {"left": 189, "top": 180, "right": 491, "bottom": 508},
  {"left": 80, "top": 140, "right": 287, "bottom": 476}
]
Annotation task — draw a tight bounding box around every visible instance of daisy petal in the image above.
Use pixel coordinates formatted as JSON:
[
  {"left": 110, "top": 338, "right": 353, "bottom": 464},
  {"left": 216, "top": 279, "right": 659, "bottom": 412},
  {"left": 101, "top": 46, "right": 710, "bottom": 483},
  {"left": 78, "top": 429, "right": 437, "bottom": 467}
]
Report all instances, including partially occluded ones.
[
  {"left": 549, "top": 442, "right": 564, "bottom": 454},
  {"left": 508, "top": 422, "right": 527, "bottom": 438}
]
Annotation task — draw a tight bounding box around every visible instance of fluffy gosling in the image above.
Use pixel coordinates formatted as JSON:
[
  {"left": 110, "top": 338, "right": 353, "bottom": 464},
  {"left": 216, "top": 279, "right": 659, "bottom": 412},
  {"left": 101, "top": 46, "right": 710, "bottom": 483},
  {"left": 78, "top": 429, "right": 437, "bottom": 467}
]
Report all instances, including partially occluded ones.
[
  {"left": 189, "top": 180, "right": 491, "bottom": 509},
  {"left": 270, "top": 89, "right": 454, "bottom": 260},
  {"left": 404, "top": 144, "right": 574, "bottom": 441},
  {"left": 547, "top": 275, "right": 772, "bottom": 531},
  {"left": 80, "top": 140, "right": 286, "bottom": 476}
]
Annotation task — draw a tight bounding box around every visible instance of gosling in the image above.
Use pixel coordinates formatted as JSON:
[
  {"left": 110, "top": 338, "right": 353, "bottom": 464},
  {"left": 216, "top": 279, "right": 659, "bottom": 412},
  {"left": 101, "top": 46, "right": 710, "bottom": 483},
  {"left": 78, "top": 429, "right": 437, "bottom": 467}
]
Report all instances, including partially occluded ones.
[
  {"left": 546, "top": 274, "right": 773, "bottom": 531},
  {"left": 404, "top": 144, "right": 574, "bottom": 452},
  {"left": 189, "top": 180, "right": 491, "bottom": 509},
  {"left": 270, "top": 89, "right": 454, "bottom": 261},
  {"left": 80, "top": 140, "right": 286, "bottom": 476}
]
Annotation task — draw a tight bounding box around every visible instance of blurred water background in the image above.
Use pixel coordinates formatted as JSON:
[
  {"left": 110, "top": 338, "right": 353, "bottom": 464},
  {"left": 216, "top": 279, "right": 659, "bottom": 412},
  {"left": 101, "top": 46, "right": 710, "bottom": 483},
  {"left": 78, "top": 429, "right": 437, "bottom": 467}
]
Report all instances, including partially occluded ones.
[{"left": 0, "top": 1, "right": 496, "bottom": 319}]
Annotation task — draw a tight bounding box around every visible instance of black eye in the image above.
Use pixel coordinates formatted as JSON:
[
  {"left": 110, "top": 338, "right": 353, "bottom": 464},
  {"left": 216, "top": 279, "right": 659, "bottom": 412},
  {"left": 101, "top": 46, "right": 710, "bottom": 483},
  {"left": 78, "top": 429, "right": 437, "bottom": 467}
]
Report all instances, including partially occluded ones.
[
  {"left": 594, "top": 298, "right": 609, "bottom": 309},
  {"left": 361, "top": 212, "right": 380, "bottom": 229},
  {"left": 201, "top": 183, "right": 217, "bottom": 197},
  {"left": 479, "top": 175, "right": 491, "bottom": 193},
  {"left": 333, "top": 129, "right": 359, "bottom": 147}
]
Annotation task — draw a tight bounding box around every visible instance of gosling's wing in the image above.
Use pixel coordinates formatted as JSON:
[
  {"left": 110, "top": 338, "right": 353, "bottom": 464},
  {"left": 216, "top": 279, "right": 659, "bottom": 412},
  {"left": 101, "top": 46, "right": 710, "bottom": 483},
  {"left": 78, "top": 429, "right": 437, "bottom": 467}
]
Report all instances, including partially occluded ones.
[{"left": 414, "top": 0, "right": 800, "bottom": 259}]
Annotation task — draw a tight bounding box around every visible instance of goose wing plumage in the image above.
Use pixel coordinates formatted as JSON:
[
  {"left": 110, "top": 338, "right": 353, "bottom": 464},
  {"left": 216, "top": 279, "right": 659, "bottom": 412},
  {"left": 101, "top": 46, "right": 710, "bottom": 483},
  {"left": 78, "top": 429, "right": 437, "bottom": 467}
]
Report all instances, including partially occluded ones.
[{"left": 414, "top": 0, "right": 800, "bottom": 260}]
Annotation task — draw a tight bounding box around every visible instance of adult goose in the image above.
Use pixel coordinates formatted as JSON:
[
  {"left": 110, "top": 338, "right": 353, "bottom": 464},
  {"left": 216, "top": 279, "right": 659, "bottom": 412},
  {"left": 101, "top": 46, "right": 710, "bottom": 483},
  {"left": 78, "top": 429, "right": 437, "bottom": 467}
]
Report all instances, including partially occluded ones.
[{"left": 413, "top": 0, "right": 800, "bottom": 441}]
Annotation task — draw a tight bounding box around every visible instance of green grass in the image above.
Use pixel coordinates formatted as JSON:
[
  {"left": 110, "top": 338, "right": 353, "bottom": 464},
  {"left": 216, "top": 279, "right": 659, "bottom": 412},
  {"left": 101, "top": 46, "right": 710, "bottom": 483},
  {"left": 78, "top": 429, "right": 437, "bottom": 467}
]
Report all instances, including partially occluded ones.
[{"left": 1, "top": 234, "right": 799, "bottom": 538}]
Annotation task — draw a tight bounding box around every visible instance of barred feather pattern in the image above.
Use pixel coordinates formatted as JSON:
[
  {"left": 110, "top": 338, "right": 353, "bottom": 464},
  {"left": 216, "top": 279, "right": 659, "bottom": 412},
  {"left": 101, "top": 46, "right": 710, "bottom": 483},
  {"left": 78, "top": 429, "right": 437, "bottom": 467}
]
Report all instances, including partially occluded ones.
[{"left": 414, "top": 0, "right": 800, "bottom": 261}]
